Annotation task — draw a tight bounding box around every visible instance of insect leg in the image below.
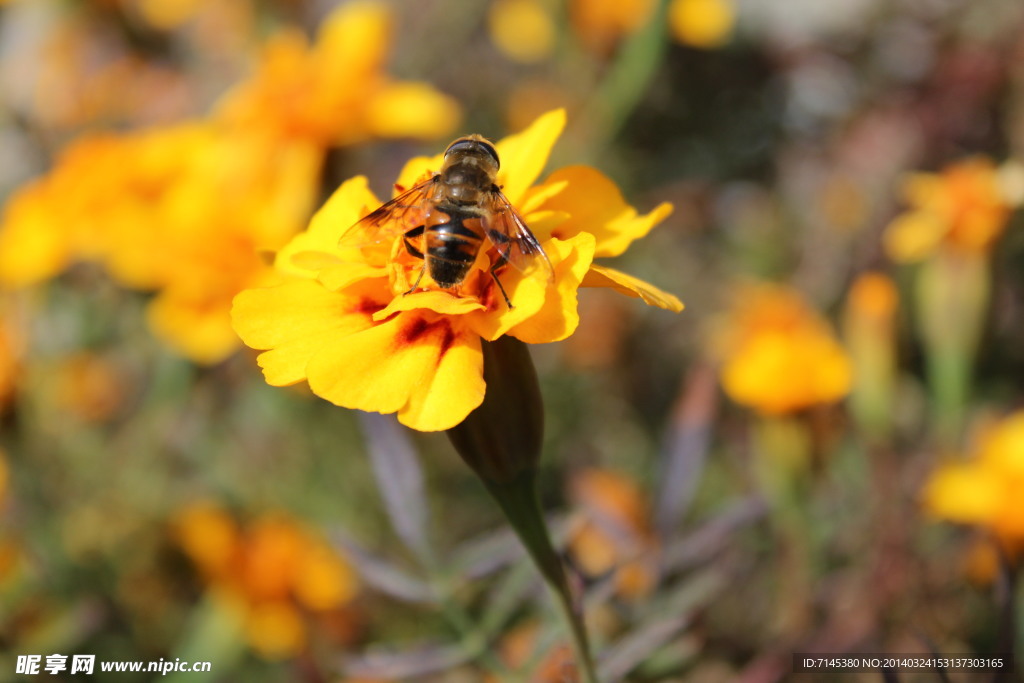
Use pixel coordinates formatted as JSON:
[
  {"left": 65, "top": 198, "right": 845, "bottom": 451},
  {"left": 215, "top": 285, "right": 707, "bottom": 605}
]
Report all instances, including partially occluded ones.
[
  {"left": 485, "top": 230, "right": 514, "bottom": 308},
  {"left": 403, "top": 225, "right": 427, "bottom": 296},
  {"left": 403, "top": 225, "right": 425, "bottom": 259}
]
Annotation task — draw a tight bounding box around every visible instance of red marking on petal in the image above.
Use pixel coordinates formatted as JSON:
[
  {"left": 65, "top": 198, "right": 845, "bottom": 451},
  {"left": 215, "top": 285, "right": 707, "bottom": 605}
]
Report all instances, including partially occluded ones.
[
  {"left": 353, "top": 297, "right": 386, "bottom": 316},
  {"left": 396, "top": 317, "right": 459, "bottom": 366}
]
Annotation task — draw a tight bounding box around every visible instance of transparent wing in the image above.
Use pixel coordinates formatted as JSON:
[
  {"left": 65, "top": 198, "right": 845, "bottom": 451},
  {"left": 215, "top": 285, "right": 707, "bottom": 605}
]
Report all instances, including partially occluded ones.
[
  {"left": 483, "top": 190, "right": 555, "bottom": 281},
  {"left": 337, "top": 177, "right": 438, "bottom": 249}
]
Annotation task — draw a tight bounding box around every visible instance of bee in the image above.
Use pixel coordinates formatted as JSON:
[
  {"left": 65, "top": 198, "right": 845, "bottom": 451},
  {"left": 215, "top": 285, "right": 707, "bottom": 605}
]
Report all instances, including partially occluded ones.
[{"left": 338, "top": 135, "right": 553, "bottom": 308}]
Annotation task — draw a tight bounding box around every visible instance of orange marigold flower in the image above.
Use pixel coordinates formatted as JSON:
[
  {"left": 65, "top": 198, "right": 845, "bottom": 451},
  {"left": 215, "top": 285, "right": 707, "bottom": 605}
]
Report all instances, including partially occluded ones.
[
  {"left": 215, "top": 1, "right": 460, "bottom": 146},
  {"left": 923, "top": 411, "right": 1024, "bottom": 545},
  {"left": 569, "top": 0, "right": 655, "bottom": 53},
  {"left": 883, "top": 157, "right": 1016, "bottom": 262},
  {"left": 715, "top": 283, "right": 852, "bottom": 415},
  {"left": 172, "top": 502, "right": 359, "bottom": 659},
  {"left": 568, "top": 468, "right": 659, "bottom": 600},
  {"left": 232, "top": 109, "right": 682, "bottom": 432}
]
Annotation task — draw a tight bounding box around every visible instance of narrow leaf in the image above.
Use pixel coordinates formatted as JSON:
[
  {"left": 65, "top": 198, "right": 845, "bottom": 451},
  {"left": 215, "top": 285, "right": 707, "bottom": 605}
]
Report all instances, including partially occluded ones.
[{"left": 358, "top": 411, "right": 433, "bottom": 564}]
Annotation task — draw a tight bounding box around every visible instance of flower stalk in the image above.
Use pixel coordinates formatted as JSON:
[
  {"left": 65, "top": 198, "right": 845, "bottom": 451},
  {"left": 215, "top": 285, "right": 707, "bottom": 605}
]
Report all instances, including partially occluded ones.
[{"left": 448, "top": 336, "right": 598, "bottom": 682}]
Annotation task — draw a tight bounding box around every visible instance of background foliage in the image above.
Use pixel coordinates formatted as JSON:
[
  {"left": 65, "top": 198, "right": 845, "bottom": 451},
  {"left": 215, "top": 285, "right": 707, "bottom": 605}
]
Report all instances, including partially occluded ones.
[{"left": 1, "top": 0, "right": 1023, "bottom": 680}]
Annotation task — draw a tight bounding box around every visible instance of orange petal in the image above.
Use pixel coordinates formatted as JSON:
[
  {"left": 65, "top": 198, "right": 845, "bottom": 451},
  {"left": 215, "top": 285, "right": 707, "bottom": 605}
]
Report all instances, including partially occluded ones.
[
  {"left": 305, "top": 312, "right": 485, "bottom": 431},
  {"left": 582, "top": 264, "right": 683, "bottom": 311},
  {"left": 540, "top": 165, "right": 673, "bottom": 257}
]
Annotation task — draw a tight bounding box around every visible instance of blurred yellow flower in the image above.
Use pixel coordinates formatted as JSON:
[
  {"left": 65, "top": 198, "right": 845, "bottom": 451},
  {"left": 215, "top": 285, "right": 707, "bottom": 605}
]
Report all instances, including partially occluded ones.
[
  {"left": 232, "top": 109, "right": 682, "bottom": 432},
  {"left": 173, "top": 502, "right": 359, "bottom": 659},
  {"left": 489, "top": 0, "right": 556, "bottom": 64},
  {"left": 883, "top": 157, "right": 1015, "bottom": 263},
  {"left": 924, "top": 411, "right": 1024, "bottom": 545},
  {"left": 568, "top": 468, "right": 659, "bottom": 600},
  {"left": 716, "top": 284, "right": 853, "bottom": 415},
  {"left": 0, "top": 123, "right": 320, "bottom": 364},
  {"left": 668, "top": 0, "right": 736, "bottom": 49},
  {"left": 216, "top": 1, "right": 460, "bottom": 146}
]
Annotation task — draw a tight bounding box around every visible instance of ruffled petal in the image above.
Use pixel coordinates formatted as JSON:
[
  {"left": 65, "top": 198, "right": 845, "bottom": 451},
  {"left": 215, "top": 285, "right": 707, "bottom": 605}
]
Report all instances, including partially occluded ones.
[
  {"left": 495, "top": 108, "right": 566, "bottom": 205},
  {"left": 372, "top": 289, "right": 486, "bottom": 321},
  {"left": 583, "top": 264, "right": 684, "bottom": 312},
  {"left": 508, "top": 233, "right": 596, "bottom": 343},
  {"left": 231, "top": 279, "right": 389, "bottom": 386},
  {"left": 305, "top": 312, "right": 484, "bottom": 431},
  {"left": 540, "top": 166, "right": 673, "bottom": 257}
]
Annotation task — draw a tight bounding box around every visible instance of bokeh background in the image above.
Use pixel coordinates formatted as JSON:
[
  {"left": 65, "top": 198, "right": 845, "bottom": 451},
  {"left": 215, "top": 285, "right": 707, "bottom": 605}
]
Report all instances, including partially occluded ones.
[{"left": 2, "top": 0, "right": 1024, "bottom": 680}]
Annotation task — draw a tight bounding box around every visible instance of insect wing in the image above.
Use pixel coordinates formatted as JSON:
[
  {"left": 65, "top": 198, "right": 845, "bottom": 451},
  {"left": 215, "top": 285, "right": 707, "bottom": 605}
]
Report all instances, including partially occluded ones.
[
  {"left": 337, "top": 177, "right": 436, "bottom": 250},
  {"left": 483, "top": 191, "right": 555, "bottom": 281}
]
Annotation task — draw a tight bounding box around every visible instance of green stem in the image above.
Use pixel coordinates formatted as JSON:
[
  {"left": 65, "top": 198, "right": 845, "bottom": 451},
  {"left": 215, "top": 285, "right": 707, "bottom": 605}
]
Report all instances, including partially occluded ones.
[
  {"left": 482, "top": 472, "right": 599, "bottom": 683},
  {"left": 447, "top": 336, "right": 598, "bottom": 680}
]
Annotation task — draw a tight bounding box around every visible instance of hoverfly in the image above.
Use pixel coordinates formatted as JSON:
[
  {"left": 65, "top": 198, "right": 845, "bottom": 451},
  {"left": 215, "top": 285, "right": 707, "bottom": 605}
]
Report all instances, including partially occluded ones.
[{"left": 338, "top": 135, "right": 553, "bottom": 308}]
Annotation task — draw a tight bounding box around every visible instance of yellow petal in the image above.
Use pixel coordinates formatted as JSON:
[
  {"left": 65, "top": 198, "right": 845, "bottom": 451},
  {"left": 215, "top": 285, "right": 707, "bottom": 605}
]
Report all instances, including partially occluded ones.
[
  {"left": 317, "top": 263, "right": 389, "bottom": 292},
  {"left": 304, "top": 312, "right": 484, "bottom": 431},
  {"left": 488, "top": 0, "right": 556, "bottom": 64},
  {"left": 519, "top": 178, "right": 569, "bottom": 215},
  {"left": 399, "top": 329, "right": 485, "bottom": 431},
  {"left": 923, "top": 463, "right": 1003, "bottom": 525},
  {"left": 0, "top": 181, "right": 72, "bottom": 287},
  {"left": 147, "top": 290, "right": 241, "bottom": 365},
  {"left": 372, "top": 289, "right": 486, "bottom": 321},
  {"left": 582, "top": 264, "right": 684, "bottom": 312},
  {"left": 668, "top": 0, "right": 736, "bottom": 49},
  {"left": 495, "top": 109, "right": 566, "bottom": 206},
  {"left": 232, "top": 279, "right": 388, "bottom": 386},
  {"left": 539, "top": 165, "right": 673, "bottom": 257},
  {"left": 366, "top": 81, "right": 461, "bottom": 140},
  {"left": 394, "top": 155, "right": 444, "bottom": 198},
  {"left": 508, "top": 233, "right": 596, "bottom": 343},
  {"left": 882, "top": 210, "right": 946, "bottom": 263},
  {"left": 276, "top": 176, "right": 381, "bottom": 278},
  {"left": 316, "top": 0, "right": 392, "bottom": 83}
]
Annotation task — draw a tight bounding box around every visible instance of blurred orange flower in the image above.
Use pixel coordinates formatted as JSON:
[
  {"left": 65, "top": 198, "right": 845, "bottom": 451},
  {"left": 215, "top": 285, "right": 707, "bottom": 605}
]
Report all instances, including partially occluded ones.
[
  {"left": 716, "top": 284, "right": 853, "bottom": 415},
  {"left": 0, "top": 123, "right": 320, "bottom": 364},
  {"left": 0, "top": 310, "right": 23, "bottom": 410},
  {"left": 923, "top": 411, "right": 1024, "bottom": 549},
  {"left": 216, "top": 1, "right": 460, "bottom": 146},
  {"left": 489, "top": 621, "right": 575, "bottom": 682},
  {"left": 570, "top": 0, "right": 655, "bottom": 53},
  {"left": 883, "top": 157, "right": 1017, "bottom": 263},
  {"left": 50, "top": 352, "right": 128, "bottom": 423},
  {"left": 232, "top": 109, "right": 682, "bottom": 432},
  {"left": 173, "top": 502, "right": 359, "bottom": 659},
  {"left": 568, "top": 468, "right": 658, "bottom": 600}
]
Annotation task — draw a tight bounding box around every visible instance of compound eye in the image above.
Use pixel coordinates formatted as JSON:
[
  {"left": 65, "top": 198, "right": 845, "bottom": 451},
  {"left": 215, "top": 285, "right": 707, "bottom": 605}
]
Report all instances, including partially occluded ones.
[
  {"left": 478, "top": 141, "right": 500, "bottom": 168},
  {"left": 444, "top": 137, "right": 500, "bottom": 169}
]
